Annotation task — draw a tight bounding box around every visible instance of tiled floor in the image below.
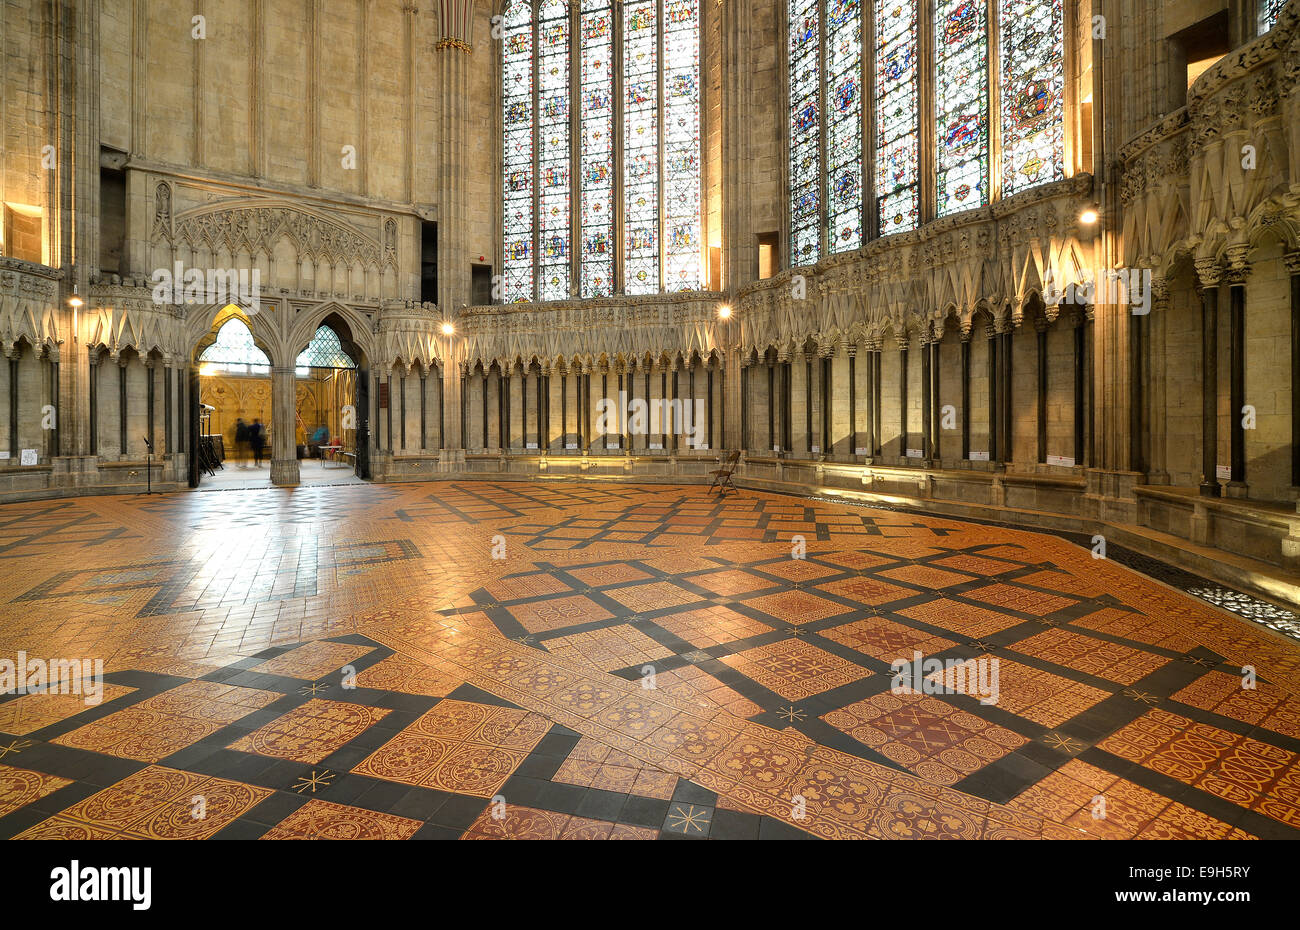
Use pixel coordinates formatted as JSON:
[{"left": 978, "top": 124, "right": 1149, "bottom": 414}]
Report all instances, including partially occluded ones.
[{"left": 1, "top": 481, "right": 1299, "bottom": 839}]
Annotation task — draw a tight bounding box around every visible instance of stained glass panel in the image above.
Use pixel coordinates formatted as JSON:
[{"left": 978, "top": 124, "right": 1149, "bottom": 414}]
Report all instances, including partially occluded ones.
[
  {"left": 999, "top": 0, "right": 1064, "bottom": 196},
  {"left": 663, "top": 0, "right": 702, "bottom": 291},
  {"left": 875, "top": 0, "right": 919, "bottom": 234},
  {"left": 199, "top": 319, "right": 270, "bottom": 372},
  {"left": 1260, "top": 0, "right": 1285, "bottom": 33},
  {"left": 825, "top": 0, "right": 862, "bottom": 253},
  {"left": 789, "top": 0, "right": 821, "bottom": 265},
  {"left": 935, "top": 0, "right": 988, "bottom": 215},
  {"left": 623, "top": 0, "right": 659, "bottom": 294},
  {"left": 579, "top": 0, "right": 614, "bottom": 298},
  {"left": 296, "top": 327, "right": 357, "bottom": 370},
  {"left": 537, "top": 0, "right": 571, "bottom": 300},
  {"left": 502, "top": 0, "right": 535, "bottom": 302}
]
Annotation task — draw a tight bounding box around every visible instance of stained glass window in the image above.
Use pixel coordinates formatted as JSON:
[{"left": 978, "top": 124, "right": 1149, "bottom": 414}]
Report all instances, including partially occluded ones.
[
  {"left": 825, "top": 0, "right": 863, "bottom": 253},
  {"left": 875, "top": 0, "right": 919, "bottom": 234},
  {"left": 199, "top": 319, "right": 270, "bottom": 373},
  {"left": 296, "top": 327, "right": 357, "bottom": 372},
  {"left": 623, "top": 0, "right": 659, "bottom": 294},
  {"left": 502, "top": 0, "right": 535, "bottom": 302},
  {"left": 537, "top": 0, "right": 571, "bottom": 301},
  {"left": 935, "top": 0, "right": 988, "bottom": 215},
  {"left": 788, "top": 0, "right": 821, "bottom": 265},
  {"left": 1260, "top": 0, "right": 1285, "bottom": 33},
  {"left": 663, "top": 0, "right": 702, "bottom": 290},
  {"left": 580, "top": 0, "right": 614, "bottom": 298},
  {"left": 999, "top": 0, "right": 1064, "bottom": 197},
  {"left": 501, "top": 0, "right": 702, "bottom": 299}
]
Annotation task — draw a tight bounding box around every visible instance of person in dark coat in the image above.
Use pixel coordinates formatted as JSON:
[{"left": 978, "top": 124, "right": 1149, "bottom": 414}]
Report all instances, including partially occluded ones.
[
  {"left": 250, "top": 419, "right": 266, "bottom": 467},
  {"left": 234, "top": 418, "right": 249, "bottom": 467}
]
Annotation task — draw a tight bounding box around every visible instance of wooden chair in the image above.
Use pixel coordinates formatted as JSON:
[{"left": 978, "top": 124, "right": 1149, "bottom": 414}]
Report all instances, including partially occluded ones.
[{"left": 708, "top": 450, "right": 742, "bottom": 496}]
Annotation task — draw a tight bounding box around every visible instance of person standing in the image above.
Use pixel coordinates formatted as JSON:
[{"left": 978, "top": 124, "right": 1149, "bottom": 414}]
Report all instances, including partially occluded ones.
[
  {"left": 250, "top": 418, "right": 266, "bottom": 467},
  {"left": 234, "top": 418, "right": 249, "bottom": 468}
]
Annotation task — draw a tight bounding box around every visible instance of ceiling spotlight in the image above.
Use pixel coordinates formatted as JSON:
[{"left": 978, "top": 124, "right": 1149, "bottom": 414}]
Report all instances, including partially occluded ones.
[
  {"left": 717, "top": 304, "right": 732, "bottom": 319},
  {"left": 441, "top": 322, "right": 455, "bottom": 336},
  {"left": 67, "top": 296, "right": 83, "bottom": 308},
  {"left": 1079, "top": 208, "right": 1099, "bottom": 224}
]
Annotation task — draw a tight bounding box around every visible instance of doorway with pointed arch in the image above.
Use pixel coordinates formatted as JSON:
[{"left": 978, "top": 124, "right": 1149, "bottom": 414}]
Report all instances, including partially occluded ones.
[{"left": 189, "top": 307, "right": 369, "bottom": 488}]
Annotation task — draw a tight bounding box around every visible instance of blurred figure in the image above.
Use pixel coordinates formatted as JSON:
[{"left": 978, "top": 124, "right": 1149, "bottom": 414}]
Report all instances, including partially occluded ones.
[
  {"left": 250, "top": 419, "right": 266, "bottom": 467},
  {"left": 234, "top": 418, "right": 250, "bottom": 467}
]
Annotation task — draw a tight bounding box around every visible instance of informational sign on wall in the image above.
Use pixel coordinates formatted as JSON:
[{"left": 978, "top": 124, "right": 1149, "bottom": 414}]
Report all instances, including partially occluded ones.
[
  {"left": 1046, "top": 455, "right": 1075, "bottom": 467},
  {"left": 1216, "top": 465, "right": 1232, "bottom": 481},
  {"left": 0, "top": 451, "right": 9, "bottom": 460},
  {"left": 20, "top": 449, "right": 38, "bottom": 466},
  {"left": 906, "top": 448, "right": 924, "bottom": 458},
  {"left": 969, "top": 451, "right": 990, "bottom": 461},
  {"left": 854, "top": 447, "right": 869, "bottom": 456}
]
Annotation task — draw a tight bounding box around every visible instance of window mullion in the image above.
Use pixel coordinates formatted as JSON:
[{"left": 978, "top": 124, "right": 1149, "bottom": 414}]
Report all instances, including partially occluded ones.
[
  {"left": 657, "top": 0, "right": 666, "bottom": 293},
  {"left": 614, "top": 1, "right": 625, "bottom": 295},
  {"left": 533, "top": 13, "right": 542, "bottom": 300}
]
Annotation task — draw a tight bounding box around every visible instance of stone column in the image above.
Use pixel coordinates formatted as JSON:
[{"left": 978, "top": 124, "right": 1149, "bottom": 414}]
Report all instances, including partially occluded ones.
[
  {"left": 436, "top": 18, "right": 472, "bottom": 318},
  {"left": 1147, "top": 280, "right": 1170, "bottom": 483},
  {"left": 1226, "top": 261, "right": 1248, "bottom": 496},
  {"left": 921, "top": 336, "right": 932, "bottom": 464},
  {"left": 117, "top": 354, "right": 128, "bottom": 458},
  {"left": 5, "top": 343, "right": 18, "bottom": 458},
  {"left": 420, "top": 367, "right": 429, "bottom": 450},
  {"left": 898, "top": 337, "right": 909, "bottom": 461},
  {"left": 987, "top": 323, "right": 1000, "bottom": 466},
  {"left": 960, "top": 328, "right": 971, "bottom": 460},
  {"left": 270, "top": 366, "right": 300, "bottom": 485},
  {"left": 88, "top": 349, "right": 99, "bottom": 455},
  {"left": 1196, "top": 261, "right": 1221, "bottom": 497},
  {"left": 1073, "top": 309, "right": 1087, "bottom": 468},
  {"left": 1036, "top": 318, "right": 1049, "bottom": 464}
]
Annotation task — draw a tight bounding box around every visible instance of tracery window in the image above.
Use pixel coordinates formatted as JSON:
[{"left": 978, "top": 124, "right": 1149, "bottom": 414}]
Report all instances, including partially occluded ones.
[
  {"left": 790, "top": 0, "right": 1067, "bottom": 250},
  {"left": 500, "top": 0, "right": 703, "bottom": 301},
  {"left": 198, "top": 319, "right": 270, "bottom": 375},
  {"left": 296, "top": 327, "right": 357, "bottom": 373},
  {"left": 788, "top": 0, "right": 822, "bottom": 264},
  {"left": 874, "top": 0, "right": 920, "bottom": 235},
  {"left": 934, "top": 0, "right": 988, "bottom": 215},
  {"left": 999, "top": 0, "right": 1065, "bottom": 197}
]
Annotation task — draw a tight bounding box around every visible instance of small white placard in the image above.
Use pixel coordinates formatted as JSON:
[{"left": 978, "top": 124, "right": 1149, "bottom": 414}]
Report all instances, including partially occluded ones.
[
  {"left": 773, "top": 445, "right": 781, "bottom": 452},
  {"left": 525, "top": 442, "right": 538, "bottom": 450},
  {"left": 0, "top": 451, "right": 9, "bottom": 460},
  {"left": 20, "top": 449, "right": 38, "bottom": 466},
  {"left": 607, "top": 440, "right": 620, "bottom": 449},
  {"left": 906, "top": 448, "right": 924, "bottom": 458},
  {"left": 565, "top": 442, "right": 577, "bottom": 450},
  {"left": 649, "top": 442, "right": 663, "bottom": 450},
  {"left": 854, "top": 447, "right": 870, "bottom": 456},
  {"left": 969, "top": 451, "right": 990, "bottom": 461},
  {"left": 811, "top": 445, "right": 820, "bottom": 453},
  {"left": 1216, "top": 464, "right": 1232, "bottom": 480},
  {"left": 1046, "top": 454, "right": 1075, "bottom": 467}
]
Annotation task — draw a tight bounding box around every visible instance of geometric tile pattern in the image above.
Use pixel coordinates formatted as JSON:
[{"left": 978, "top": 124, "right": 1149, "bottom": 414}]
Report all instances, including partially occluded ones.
[
  {"left": 2, "top": 481, "right": 1300, "bottom": 840},
  {"left": 823, "top": 692, "right": 1026, "bottom": 785},
  {"left": 353, "top": 699, "right": 547, "bottom": 797}
]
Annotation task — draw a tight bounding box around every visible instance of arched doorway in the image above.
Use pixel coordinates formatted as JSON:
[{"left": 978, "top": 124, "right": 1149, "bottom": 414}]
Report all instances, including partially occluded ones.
[
  {"left": 294, "top": 323, "right": 367, "bottom": 480},
  {"left": 190, "top": 311, "right": 275, "bottom": 487}
]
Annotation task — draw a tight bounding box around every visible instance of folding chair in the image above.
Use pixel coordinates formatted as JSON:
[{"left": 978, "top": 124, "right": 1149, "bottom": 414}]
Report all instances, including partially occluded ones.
[{"left": 708, "top": 450, "right": 741, "bottom": 496}]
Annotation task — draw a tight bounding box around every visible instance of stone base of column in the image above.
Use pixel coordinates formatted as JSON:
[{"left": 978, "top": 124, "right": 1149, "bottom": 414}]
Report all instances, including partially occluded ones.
[
  {"left": 1198, "top": 481, "right": 1221, "bottom": 498},
  {"left": 1225, "top": 481, "right": 1250, "bottom": 499},
  {"left": 270, "top": 458, "right": 300, "bottom": 486}
]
